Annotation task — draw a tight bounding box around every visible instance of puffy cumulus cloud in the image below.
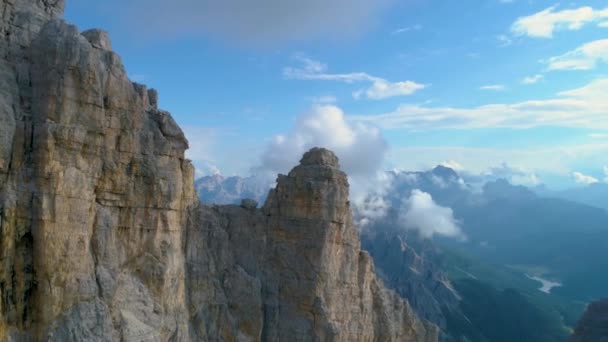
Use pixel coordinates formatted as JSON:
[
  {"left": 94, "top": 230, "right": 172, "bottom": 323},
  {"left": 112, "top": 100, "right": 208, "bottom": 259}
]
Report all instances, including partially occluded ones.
[
  {"left": 284, "top": 55, "right": 425, "bottom": 100},
  {"left": 353, "top": 78, "right": 608, "bottom": 129},
  {"left": 118, "top": 0, "right": 395, "bottom": 45},
  {"left": 257, "top": 105, "right": 387, "bottom": 178},
  {"left": 547, "top": 39, "right": 608, "bottom": 71},
  {"left": 511, "top": 6, "right": 608, "bottom": 38},
  {"left": 399, "top": 190, "right": 465, "bottom": 240},
  {"left": 573, "top": 171, "right": 599, "bottom": 185},
  {"left": 349, "top": 170, "right": 397, "bottom": 231}
]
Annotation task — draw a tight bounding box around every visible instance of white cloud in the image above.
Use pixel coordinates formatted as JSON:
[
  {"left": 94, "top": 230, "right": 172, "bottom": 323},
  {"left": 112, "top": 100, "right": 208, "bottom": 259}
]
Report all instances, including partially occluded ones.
[
  {"left": 511, "top": 6, "right": 608, "bottom": 38},
  {"left": 353, "top": 78, "right": 608, "bottom": 129},
  {"left": 351, "top": 172, "right": 394, "bottom": 228},
  {"left": 284, "top": 55, "right": 425, "bottom": 100},
  {"left": 480, "top": 84, "right": 506, "bottom": 91},
  {"left": 257, "top": 104, "right": 387, "bottom": 178},
  {"left": 600, "top": 21, "right": 608, "bottom": 28},
  {"left": 399, "top": 190, "right": 465, "bottom": 240},
  {"left": 604, "top": 166, "right": 608, "bottom": 183},
  {"left": 522, "top": 74, "right": 544, "bottom": 84},
  {"left": 354, "top": 79, "right": 426, "bottom": 100},
  {"left": 573, "top": 171, "right": 599, "bottom": 184},
  {"left": 589, "top": 133, "right": 608, "bottom": 139},
  {"left": 547, "top": 39, "right": 608, "bottom": 71},
  {"left": 392, "top": 24, "right": 422, "bottom": 35},
  {"left": 116, "top": 0, "right": 394, "bottom": 45}
]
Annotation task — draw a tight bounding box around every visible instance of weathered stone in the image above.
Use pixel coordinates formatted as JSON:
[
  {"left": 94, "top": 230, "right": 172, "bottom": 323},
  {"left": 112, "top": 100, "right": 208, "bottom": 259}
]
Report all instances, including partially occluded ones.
[
  {"left": 81, "top": 29, "right": 112, "bottom": 50},
  {"left": 0, "top": 1, "right": 438, "bottom": 341},
  {"left": 240, "top": 198, "right": 258, "bottom": 210}
]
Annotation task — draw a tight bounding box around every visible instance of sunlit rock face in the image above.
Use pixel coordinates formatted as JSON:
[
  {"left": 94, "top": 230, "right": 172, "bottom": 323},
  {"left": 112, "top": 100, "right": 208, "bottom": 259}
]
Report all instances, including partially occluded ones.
[
  {"left": 0, "top": 1, "right": 437, "bottom": 341},
  {"left": 186, "top": 148, "right": 436, "bottom": 341}
]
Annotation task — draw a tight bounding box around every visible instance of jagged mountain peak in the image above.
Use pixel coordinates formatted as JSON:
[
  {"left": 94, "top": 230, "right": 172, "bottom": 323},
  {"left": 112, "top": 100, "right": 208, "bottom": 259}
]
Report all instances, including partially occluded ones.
[{"left": 299, "top": 147, "right": 341, "bottom": 168}]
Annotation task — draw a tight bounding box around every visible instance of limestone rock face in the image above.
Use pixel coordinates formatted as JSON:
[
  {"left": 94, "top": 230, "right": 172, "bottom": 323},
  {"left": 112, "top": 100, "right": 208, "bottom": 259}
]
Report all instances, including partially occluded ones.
[
  {"left": 1, "top": 1, "right": 192, "bottom": 340},
  {"left": 362, "top": 232, "right": 460, "bottom": 331},
  {"left": 185, "top": 148, "right": 437, "bottom": 341},
  {"left": 0, "top": 1, "right": 437, "bottom": 341},
  {"left": 571, "top": 299, "right": 608, "bottom": 342}
]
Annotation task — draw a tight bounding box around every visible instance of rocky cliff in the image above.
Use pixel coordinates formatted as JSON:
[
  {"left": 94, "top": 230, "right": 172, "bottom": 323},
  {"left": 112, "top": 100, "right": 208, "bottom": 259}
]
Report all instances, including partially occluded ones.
[
  {"left": 571, "top": 299, "right": 608, "bottom": 342},
  {"left": 0, "top": 1, "right": 437, "bottom": 341},
  {"left": 361, "top": 231, "right": 461, "bottom": 341}
]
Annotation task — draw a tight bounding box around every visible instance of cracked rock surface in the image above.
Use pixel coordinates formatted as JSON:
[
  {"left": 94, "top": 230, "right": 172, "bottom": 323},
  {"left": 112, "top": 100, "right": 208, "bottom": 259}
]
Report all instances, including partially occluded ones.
[{"left": 0, "top": 2, "right": 437, "bottom": 341}]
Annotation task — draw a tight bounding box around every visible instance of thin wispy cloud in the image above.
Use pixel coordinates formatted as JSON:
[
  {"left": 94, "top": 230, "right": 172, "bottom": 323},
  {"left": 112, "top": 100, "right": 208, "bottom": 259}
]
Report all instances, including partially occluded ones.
[
  {"left": 392, "top": 24, "right": 422, "bottom": 35},
  {"left": 283, "top": 55, "right": 426, "bottom": 100},
  {"left": 480, "top": 84, "right": 506, "bottom": 91},
  {"left": 353, "top": 78, "right": 608, "bottom": 129},
  {"left": 496, "top": 34, "right": 513, "bottom": 47},
  {"left": 547, "top": 39, "right": 608, "bottom": 71},
  {"left": 511, "top": 6, "right": 608, "bottom": 38},
  {"left": 522, "top": 74, "right": 543, "bottom": 84}
]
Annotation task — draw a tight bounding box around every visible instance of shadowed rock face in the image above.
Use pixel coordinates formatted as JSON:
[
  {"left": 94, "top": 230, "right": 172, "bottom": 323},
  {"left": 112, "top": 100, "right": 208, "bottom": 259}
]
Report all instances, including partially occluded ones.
[
  {"left": 571, "top": 299, "right": 608, "bottom": 342},
  {"left": 0, "top": 1, "right": 437, "bottom": 341}
]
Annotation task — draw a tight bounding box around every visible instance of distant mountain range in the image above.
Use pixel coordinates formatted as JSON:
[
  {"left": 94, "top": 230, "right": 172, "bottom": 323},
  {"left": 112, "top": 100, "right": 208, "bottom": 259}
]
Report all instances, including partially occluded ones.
[
  {"left": 535, "top": 182, "right": 608, "bottom": 211},
  {"left": 195, "top": 174, "right": 271, "bottom": 205}
]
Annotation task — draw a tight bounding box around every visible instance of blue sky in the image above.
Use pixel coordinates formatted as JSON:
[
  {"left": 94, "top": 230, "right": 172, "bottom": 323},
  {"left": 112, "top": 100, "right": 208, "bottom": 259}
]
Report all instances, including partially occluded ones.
[{"left": 65, "top": 0, "right": 608, "bottom": 188}]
